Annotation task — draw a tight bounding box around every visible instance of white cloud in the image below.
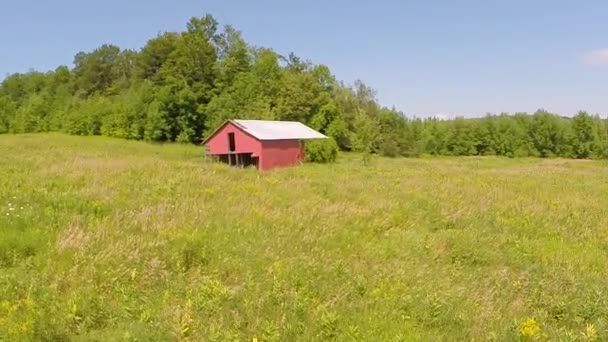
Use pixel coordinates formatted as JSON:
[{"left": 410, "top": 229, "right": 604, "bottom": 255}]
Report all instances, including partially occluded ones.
[{"left": 582, "top": 48, "right": 608, "bottom": 67}]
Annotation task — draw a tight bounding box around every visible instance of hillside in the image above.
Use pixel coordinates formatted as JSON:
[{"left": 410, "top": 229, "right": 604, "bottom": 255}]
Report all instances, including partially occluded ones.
[{"left": 2, "top": 134, "right": 608, "bottom": 340}]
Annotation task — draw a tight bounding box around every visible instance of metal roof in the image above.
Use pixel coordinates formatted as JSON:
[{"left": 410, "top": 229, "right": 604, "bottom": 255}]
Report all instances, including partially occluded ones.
[{"left": 232, "top": 120, "right": 327, "bottom": 140}]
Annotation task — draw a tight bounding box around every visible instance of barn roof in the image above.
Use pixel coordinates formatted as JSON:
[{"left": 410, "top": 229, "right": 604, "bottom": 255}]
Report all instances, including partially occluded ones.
[
  {"left": 203, "top": 119, "right": 326, "bottom": 144},
  {"left": 232, "top": 120, "right": 326, "bottom": 140}
]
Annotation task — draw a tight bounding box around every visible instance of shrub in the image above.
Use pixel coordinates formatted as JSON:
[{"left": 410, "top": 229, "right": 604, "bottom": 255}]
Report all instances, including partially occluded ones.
[
  {"left": 304, "top": 138, "right": 339, "bottom": 163},
  {"left": 377, "top": 135, "right": 401, "bottom": 157}
]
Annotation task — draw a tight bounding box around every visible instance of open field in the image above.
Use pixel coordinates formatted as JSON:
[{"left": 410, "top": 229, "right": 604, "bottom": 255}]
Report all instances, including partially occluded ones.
[{"left": 1, "top": 134, "right": 608, "bottom": 341}]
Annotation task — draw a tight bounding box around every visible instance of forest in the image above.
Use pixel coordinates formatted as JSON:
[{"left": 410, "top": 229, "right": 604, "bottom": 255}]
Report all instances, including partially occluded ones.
[{"left": 1, "top": 14, "right": 608, "bottom": 159}]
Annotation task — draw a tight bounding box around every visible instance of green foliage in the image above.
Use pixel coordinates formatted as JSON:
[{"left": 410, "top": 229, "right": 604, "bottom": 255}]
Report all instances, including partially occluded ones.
[
  {"left": 0, "top": 96, "right": 14, "bottom": 133},
  {"left": 351, "top": 111, "right": 380, "bottom": 164},
  {"left": 215, "top": 25, "right": 251, "bottom": 89},
  {"left": 304, "top": 138, "right": 339, "bottom": 163},
  {"left": 571, "top": 111, "right": 600, "bottom": 159},
  {"left": 135, "top": 32, "right": 180, "bottom": 81},
  {"left": 73, "top": 44, "right": 124, "bottom": 96},
  {"left": 529, "top": 110, "right": 569, "bottom": 157},
  {"left": 326, "top": 116, "right": 350, "bottom": 148},
  {"left": 446, "top": 117, "right": 477, "bottom": 156},
  {"left": 63, "top": 96, "right": 111, "bottom": 135},
  {"left": 143, "top": 99, "right": 170, "bottom": 141},
  {"left": 351, "top": 111, "right": 379, "bottom": 153},
  {"left": 0, "top": 14, "right": 607, "bottom": 160},
  {"left": 11, "top": 95, "right": 49, "bottom": 133}
]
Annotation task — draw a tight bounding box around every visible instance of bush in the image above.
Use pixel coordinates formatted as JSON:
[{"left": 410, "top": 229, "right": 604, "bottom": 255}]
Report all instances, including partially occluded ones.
[
  {"left": 305, "top": 138, "right": 339, "bottom": 163},
  {"left": 377, "top": 135, "right": 401, "bottom": 157}
]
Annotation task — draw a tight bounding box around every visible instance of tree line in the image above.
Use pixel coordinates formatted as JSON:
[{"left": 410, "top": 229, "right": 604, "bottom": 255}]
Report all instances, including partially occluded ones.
[{"left": 1, "top": 14, "right": 607, "bottom": 159}]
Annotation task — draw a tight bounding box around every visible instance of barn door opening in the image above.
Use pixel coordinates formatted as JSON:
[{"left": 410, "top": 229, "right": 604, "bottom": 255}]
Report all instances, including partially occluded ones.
[
  {"left": 228, "top": 132, "right": 236, "bottom": 152},
  {"left": 218, "top": 153, "right": 257, "bottom": 168}
]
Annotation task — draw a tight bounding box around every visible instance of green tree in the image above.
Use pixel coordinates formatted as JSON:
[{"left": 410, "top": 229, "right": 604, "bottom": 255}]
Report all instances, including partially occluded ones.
[
  {"left": 0, "top": 96, "right": 16, "bottom": 133},
  {"left": 274, "top": 69, "right": 319, "bottom": 122},
  {"left": 473, "top": 115, "right": 498, "bottom": 155},
  {"left": 108, "top": 50, "right": 137, "bottom": 94},
  {"left": 376, "top": 108, "right": 405, "bottom": 157},
  {"left": 493, "top": 114, "right": 531, "bottom": 157},
  {"left": 596, "top": 117, "right": 608, "bottom": 158},
  {"left": 62, "top": 96, "right": 112, "bottom": 135},
  {"left": 351, "top": 111, "right": 380, "bottom": 164},
  {"left": 215, "top": 25, "right": 251, "bottom": 90},
  {"left": 73, "top": 44, "right": 123, "bottom": 96},
  {"left": 160, "top": 30, "right": 217, "bottom": 98},
  {"left": 311, "top": 102, "right": 350, "bottom": 148},
  {"left": 11, "top": 94, "right": 49, "bottom": 133},
  {"left": 570, "top": 111, "right": 599, "bottom": 159},
  {"left": 204, "top": 48, "right": 282, "bottom": 135},
  {"left": 135, "top": 32, "right": 181, "bottom": 81},
  {"left": 422, "top": 118, "right": 448, "bottom": 156},
  {"left": 446, "top": 117, "right": 477, "bottom": 156},
  {"left": 144, "top": 99, "right": 170, "bottom": 141},
  {"left": 529, "top": 110, "right": 568, "bottom": 157}
]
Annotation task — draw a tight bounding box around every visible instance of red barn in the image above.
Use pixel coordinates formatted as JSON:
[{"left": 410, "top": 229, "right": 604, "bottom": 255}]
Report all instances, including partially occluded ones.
[{"left": 202, "top": 119, "right": 327, "bottom": 171}]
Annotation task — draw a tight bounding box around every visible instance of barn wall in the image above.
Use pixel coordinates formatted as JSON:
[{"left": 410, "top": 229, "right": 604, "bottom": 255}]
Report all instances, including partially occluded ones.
[
  {"left": 259, "top": 140, "right": 304, "bottom": 171},
  {"left": 207, "top": 122, "right": 262, "bottom": 155}
]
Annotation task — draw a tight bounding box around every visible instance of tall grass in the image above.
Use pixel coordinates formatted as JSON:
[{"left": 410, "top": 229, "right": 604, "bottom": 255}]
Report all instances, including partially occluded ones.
[{"left": 1, "top": 133, "right": 608, "bottom": 340}]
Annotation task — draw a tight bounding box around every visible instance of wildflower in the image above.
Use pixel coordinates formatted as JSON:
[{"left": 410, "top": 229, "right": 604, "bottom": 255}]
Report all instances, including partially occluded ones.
[
  {"left": 9, "top": 208, "right": 14, "bottom": 211},
  {"left": 520, "top": 318, "right": 541, "bottom": 338}
]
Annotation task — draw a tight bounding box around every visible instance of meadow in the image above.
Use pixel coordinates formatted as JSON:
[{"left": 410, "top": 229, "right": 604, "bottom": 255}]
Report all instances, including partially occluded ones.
[{"left": 1, "top": 133, "right": 608, "bottom": 341}]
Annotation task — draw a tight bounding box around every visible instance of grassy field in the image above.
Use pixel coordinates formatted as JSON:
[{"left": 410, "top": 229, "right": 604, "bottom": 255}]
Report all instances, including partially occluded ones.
[{"left": 1, "top": 134, "right": 608, "bottom": 341}]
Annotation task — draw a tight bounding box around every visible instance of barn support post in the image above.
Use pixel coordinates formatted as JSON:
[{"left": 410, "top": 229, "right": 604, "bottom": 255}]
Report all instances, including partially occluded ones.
[{"left": 204, "top": 145, "right": 210, "bottom": 163}]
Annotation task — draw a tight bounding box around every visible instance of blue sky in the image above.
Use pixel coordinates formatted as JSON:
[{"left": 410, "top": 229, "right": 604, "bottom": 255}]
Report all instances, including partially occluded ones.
[{"left": 1, "top": 0, "right": 607, "bottom": 117}]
